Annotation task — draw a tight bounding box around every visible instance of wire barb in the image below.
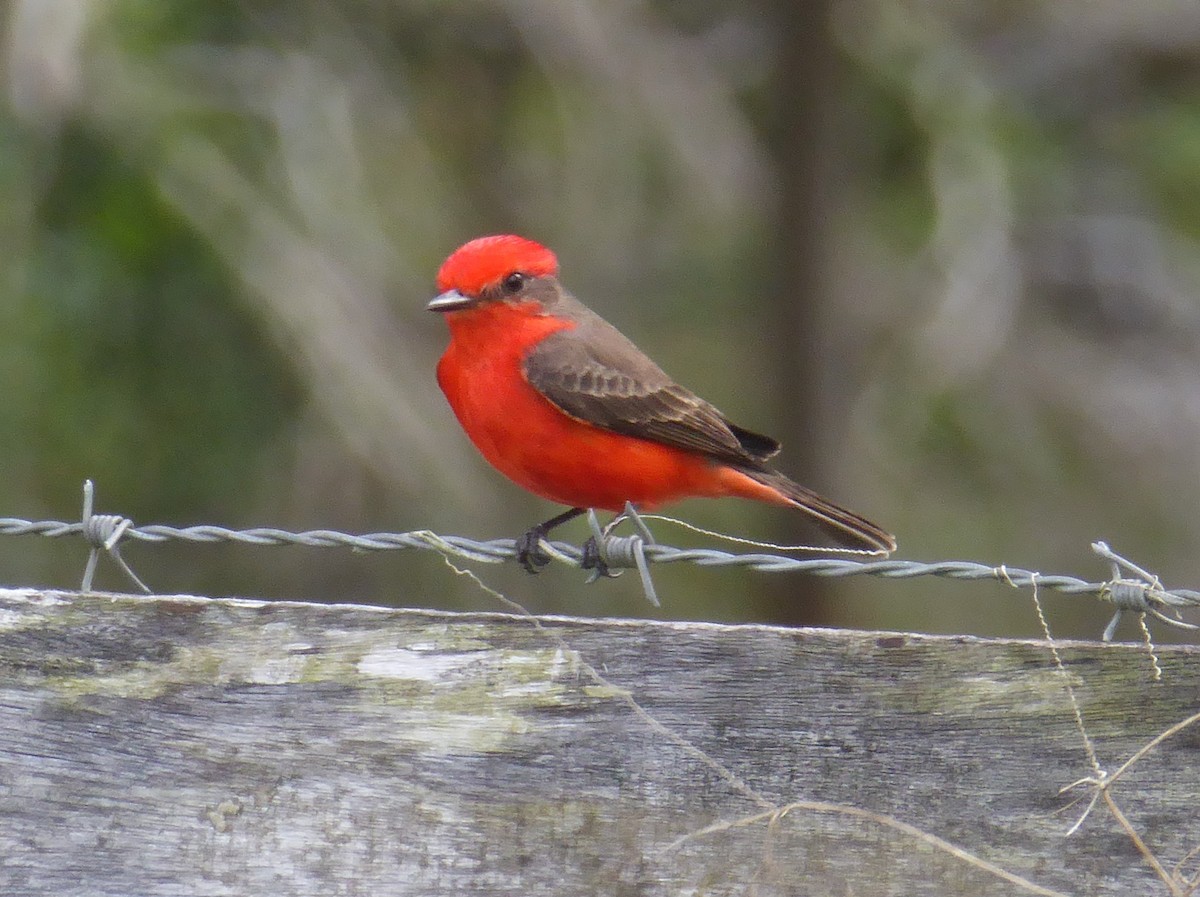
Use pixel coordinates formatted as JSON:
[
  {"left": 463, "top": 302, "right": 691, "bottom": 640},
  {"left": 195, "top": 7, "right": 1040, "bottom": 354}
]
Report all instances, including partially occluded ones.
[
  {"left": 1092, "top": 541, "right": 1200, "bottom": 640},
  {"left": 585, "top": 504, "right": 659, "bottom": 606},
  {"left": 78, "top": 480, "right": 151, "bottom": 594}
]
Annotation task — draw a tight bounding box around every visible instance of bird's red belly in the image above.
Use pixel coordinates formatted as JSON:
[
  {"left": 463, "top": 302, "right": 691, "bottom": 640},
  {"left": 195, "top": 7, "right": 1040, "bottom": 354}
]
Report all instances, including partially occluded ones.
[{"left": 438, "top": 342, "right": 724, "bottom": 512}]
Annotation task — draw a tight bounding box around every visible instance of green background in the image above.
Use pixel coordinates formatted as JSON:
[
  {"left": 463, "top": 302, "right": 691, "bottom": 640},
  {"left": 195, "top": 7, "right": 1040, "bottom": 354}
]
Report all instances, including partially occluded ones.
[{"left": 3, "top": 0, "right": 1198, "bottom": 639}]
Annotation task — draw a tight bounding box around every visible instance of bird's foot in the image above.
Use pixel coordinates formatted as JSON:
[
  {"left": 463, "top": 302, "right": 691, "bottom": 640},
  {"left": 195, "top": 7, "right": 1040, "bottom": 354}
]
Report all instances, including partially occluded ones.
[
  {"left": 515, "top": 507, "right": 587, "bottom": 574},
  {"left": 515, "top": 526, "right": 552, "bottom": 574},
  {"left": 580, "top": 536, "right": 619, "bottom": 580}
]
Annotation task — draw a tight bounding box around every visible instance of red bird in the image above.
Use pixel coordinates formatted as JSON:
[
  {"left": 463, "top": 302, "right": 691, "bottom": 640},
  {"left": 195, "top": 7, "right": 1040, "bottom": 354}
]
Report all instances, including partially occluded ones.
[{"left": 429, "top": 235, "right": 895, "bottom": 571}]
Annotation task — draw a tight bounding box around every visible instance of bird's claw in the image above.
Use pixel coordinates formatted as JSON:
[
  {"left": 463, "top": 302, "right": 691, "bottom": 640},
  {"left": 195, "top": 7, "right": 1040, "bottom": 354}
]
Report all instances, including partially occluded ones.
[
  {"left": 515, "top": 527, "right": 552, "bottom": 574},
  {"left": 580, "top": 536, "right": 619, "bottom": 580}
]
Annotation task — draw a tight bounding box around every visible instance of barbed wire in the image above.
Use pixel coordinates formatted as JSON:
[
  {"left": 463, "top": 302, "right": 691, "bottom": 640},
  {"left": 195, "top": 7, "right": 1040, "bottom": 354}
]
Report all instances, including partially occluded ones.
[{"left": 1, "top": 481, "right": 1197, "bottom": 639}]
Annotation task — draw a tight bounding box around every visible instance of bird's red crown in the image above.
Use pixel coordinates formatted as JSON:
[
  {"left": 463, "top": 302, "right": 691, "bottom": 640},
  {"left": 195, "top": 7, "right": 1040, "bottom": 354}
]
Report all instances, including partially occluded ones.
[{"left": 436, "top": 235, "right": 559, "bottom": 296}]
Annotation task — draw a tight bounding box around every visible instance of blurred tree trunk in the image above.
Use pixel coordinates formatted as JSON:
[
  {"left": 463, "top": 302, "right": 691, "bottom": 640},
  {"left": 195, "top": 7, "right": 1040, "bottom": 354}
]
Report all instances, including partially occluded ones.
[{"left": 764, "top": 0, "right": 839, "bottom": 624}]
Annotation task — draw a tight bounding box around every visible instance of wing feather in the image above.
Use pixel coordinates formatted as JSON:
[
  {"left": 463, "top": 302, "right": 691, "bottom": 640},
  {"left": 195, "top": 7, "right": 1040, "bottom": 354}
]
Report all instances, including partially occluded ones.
[{"left": 522, "top": 308, "right": 779, "bottom": 465}]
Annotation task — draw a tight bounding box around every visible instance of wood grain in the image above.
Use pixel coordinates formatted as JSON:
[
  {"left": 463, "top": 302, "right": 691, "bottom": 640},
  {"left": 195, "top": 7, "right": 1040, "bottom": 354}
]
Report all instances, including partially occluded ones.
[{"left": 1, "top": 587, "right": 1196, "bottom": 896}]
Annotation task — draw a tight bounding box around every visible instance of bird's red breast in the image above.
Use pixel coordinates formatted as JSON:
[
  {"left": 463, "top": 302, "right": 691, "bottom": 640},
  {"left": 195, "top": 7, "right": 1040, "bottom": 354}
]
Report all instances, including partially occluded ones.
[{"left": 434, "top": 299, "right": 740, "bottom": 512}]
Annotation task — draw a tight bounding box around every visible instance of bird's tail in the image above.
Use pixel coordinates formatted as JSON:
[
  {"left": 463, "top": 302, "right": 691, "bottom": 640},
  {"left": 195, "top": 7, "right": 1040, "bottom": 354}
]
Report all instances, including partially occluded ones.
[{"left": 734, "top": 466, "right": 896, "bottom": 554}]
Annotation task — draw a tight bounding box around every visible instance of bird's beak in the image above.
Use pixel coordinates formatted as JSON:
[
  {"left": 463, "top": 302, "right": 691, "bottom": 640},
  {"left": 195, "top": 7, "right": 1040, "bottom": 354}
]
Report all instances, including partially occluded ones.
[{"left": 427, "top": 289, "right": 475, "bottom": 313}]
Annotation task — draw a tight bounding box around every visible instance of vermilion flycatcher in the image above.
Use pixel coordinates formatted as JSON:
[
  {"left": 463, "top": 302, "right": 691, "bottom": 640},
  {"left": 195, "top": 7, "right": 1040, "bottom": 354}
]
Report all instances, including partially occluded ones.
[{"left": 429, "top": 235, "right": 896, "bottom": 571}]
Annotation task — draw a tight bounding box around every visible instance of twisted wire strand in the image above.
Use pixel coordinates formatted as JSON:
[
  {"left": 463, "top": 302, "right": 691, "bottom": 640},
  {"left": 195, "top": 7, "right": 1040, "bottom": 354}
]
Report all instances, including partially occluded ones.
[
  {"left": 2, "top": 514, "right": 1196, "bottom": 602},
  {"left": 1, "top": 479, "right": 1197, "bottom": 639}
]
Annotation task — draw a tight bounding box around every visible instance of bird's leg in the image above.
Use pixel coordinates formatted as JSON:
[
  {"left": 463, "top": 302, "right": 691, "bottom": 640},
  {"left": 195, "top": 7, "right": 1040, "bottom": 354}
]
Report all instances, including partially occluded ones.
[{"left": 516, "top": 507, "right": 586, "bottom": 574}]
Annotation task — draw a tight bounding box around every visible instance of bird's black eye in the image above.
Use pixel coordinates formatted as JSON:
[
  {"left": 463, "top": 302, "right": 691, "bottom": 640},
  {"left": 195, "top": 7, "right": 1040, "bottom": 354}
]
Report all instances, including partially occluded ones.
[{"left": 502, "top": 272, "right": 526, "bottom": 294}]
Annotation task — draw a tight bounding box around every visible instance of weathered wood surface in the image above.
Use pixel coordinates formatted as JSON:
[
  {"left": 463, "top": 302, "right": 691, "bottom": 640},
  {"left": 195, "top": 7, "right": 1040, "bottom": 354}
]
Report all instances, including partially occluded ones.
[{"left": 0, "top": 587, "right": 1197, "bottom": 896}]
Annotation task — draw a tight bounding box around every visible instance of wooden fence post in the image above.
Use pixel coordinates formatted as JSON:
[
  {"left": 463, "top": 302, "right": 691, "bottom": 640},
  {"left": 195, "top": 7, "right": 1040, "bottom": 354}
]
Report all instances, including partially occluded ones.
[{"left": 1, "top": 587, "right": 1196, "bottom": 896}]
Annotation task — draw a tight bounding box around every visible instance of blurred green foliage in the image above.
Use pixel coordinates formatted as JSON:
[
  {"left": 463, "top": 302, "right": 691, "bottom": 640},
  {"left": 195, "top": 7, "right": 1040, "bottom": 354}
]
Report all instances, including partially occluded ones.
[
  {"left": 20, "top": 129, "right": 301, "bottom": 515},
  {"left": 2, "top": 0, "right": 1198, "bottom": 639}
]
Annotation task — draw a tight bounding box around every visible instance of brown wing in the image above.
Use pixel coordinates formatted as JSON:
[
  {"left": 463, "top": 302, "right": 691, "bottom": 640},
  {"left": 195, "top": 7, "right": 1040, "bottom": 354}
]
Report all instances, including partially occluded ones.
[{"left": 522, "top": 300, "right": 780, "bottom": 465}]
